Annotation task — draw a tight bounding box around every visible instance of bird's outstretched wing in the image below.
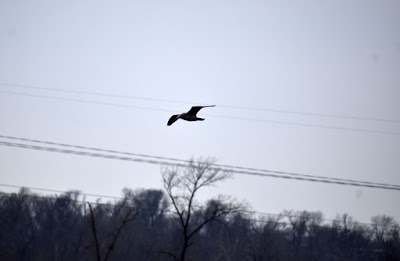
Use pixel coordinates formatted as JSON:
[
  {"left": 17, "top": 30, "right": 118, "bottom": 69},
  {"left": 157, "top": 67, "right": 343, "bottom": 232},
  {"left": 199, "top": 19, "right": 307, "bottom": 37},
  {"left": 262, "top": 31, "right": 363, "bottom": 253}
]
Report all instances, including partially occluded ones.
[
  {"left": 167, "top": 114, "right": 180, "bottom": 126},
  {"left": 187, "top": 105, "right": 215, "bottom": 116}
]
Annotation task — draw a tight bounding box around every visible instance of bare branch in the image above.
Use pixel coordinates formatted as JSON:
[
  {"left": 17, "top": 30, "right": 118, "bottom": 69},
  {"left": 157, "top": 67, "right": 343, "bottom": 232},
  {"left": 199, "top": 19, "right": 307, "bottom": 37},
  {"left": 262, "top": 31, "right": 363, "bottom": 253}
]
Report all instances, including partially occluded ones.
[
  {"left": 161, "top": 157, "right": 239, "bottom": 261},
  {"left": 103, "top": 207, "right": 137, "bottom": 261},
  {"left": 159, "top": 251, "right": 179, "bottom": 261},
  {"left": 88, "top": 203, "right": 101, "bottom": 261}
]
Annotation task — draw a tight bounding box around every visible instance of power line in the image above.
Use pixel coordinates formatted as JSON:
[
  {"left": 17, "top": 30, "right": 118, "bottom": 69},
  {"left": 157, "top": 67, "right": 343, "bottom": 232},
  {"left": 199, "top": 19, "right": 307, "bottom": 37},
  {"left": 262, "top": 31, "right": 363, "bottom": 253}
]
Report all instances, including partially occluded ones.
[
  {"left": 0, "top": 183, "right": 122, "bottom": 200},
  {"left": 0, "top": 90, "right": 175, "bottom": 113},
  {"left": 209, "top": 114, "right": 400, "bottom": 135},
  {"left": 0, "top": 183, "right": 394, "bottom": 227},
  {"left": 218, "top": 104, "right": 400, "bottom": 124},
  {"left": 0, "top": 141, "right": 181, "bottom": 167},
  {"left": 0, "top": 189, "right": 320, "bottom": 227},
  {"left": 1, "top": 139, "right": 399, "bottom": 191},
  {"left": 1, "top": 134, "right": 399, "bottom": 189},
  {"left": 2, "top": 82, "right": 399, "bottom": 123},
  {"left": 0, "top": 184, "right": 369, "bottom": 225},
  {"left": 1, "top": 90, "right": 399, "bottom": 135},
  {"left": 0, "top": 83, "right": 197, "bottom": 106}
]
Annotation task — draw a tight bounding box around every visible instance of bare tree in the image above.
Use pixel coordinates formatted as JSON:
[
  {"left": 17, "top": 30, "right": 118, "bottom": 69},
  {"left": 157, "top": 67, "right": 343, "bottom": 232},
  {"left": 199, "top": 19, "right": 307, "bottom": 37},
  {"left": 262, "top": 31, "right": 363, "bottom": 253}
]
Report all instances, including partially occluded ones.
[
  {"left": 161, "top": 158, "right": 243, "bottom": 261},
  {"left": 371, "top": 215, "right": 397, "bottom": 243},
  {"left": 245, "top": 214, "right": 285, "bottom": 261},
  {"left": 88, "top": 202, "right": 136, "bottom": 261}
]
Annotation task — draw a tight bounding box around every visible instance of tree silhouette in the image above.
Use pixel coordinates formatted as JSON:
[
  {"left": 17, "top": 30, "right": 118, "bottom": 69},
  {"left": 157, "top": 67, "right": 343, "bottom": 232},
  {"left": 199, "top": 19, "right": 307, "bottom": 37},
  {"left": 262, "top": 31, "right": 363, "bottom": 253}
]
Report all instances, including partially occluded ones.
[
  {"left": 161, "top": 158, "right": 243, "bottom": 261},
  {"left": 0, "top": 186, "right": 399, "bottom": 260},
  {"left": 87, "top": 201, "right": 136, "bottom": 261}
]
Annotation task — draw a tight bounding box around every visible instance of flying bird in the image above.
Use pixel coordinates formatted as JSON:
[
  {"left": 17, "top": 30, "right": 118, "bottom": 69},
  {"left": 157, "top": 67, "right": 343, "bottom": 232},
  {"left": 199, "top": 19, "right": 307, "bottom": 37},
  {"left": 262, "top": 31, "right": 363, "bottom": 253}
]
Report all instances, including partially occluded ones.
[{"left": 167, "top": 105, "right": 215, "bottom": 126}]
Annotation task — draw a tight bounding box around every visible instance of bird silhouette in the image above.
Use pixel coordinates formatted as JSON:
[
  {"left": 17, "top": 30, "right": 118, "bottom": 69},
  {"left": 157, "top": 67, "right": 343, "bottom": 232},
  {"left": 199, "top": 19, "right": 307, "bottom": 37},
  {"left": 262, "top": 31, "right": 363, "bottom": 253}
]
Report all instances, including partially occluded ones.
[{"left": 167, "top": 105, "right": 215, "bottom": 126}]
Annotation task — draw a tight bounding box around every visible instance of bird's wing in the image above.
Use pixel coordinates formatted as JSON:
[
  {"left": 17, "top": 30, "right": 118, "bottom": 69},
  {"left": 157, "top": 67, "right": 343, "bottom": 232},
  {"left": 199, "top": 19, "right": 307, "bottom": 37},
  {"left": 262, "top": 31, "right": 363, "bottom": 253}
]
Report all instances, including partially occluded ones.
[
  {"left": 187, "top": 105, "right": 215, "bottom": 116},
  {"left": 167, "top": 114, "right": 180, "bottom": 126}
]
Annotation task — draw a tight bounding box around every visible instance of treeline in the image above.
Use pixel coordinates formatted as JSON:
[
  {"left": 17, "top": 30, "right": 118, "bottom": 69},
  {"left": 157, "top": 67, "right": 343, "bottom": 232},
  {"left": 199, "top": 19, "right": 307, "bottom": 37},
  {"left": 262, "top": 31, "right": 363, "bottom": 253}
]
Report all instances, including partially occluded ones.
[{"left": 0, "top": 188, "right": 399, "bottom": 261}]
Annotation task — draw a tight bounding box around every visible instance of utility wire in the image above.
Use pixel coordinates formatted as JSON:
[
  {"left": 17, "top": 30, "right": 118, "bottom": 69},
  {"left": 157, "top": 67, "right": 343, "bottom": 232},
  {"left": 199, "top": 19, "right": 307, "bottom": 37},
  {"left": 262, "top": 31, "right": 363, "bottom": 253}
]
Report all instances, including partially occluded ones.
[
  {"left": 1, "top": 134, "right": 399, "bottom": 189},
  {"left": 2, "top": 82, "right": 399, "bottom": 123},
  {"left": 0, "top": 183, "right": 395, "bottom": 227},
  {"left": 0, "top": 184, "right": 365, "bottom": 224},
  {"left": 0, "top": 183, "right": 122, "bottom": 200},
  {"left": 0, "top": 90, "right": 175, "bottom": 113},
  {"left": 1, "top": 140, "right": 399, "bottom": 191},
  {"left": 0, "top": 83, "right": 196, "bottom": 106},
  {"left": 1, "top": 90, "right": 399, "bottom": 135},
  {"left": 0, "top": 183, "right": 381, "bottom": 225},
  {"left": 209, "top": 114, "right": 400, "bottom": 135},
  {"left": 0, "top": 189, "right": 324, "bottom": 227}
]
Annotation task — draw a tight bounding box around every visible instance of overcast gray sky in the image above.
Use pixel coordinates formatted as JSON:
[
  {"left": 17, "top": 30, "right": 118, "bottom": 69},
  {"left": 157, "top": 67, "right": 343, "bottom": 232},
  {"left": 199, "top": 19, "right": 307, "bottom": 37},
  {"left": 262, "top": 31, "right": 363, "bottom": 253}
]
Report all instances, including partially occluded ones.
[{"left": 1, "top": 0, "right": 399, "bottom": 223}]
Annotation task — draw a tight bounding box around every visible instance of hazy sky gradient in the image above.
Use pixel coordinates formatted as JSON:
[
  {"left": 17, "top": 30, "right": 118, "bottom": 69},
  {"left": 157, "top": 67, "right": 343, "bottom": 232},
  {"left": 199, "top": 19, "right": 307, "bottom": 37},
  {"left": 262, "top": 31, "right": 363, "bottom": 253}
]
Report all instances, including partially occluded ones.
[{"left": 1, "top": 1, "right": 399, "bottom": 223}]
